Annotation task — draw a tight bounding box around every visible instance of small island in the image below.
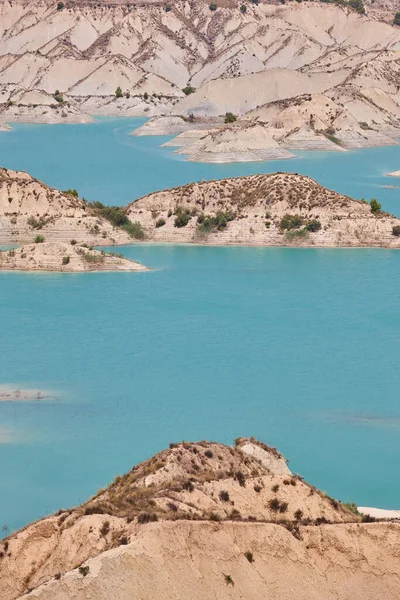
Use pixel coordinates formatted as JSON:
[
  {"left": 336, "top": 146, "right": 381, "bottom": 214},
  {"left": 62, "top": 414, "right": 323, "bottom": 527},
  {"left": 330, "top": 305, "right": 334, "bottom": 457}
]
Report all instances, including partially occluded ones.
[
  {"left": 0, "top": 242, "right": 149, "bottom": 272},
  {"left": 387, "top": 170, "right": 400, "bottom": 177}
]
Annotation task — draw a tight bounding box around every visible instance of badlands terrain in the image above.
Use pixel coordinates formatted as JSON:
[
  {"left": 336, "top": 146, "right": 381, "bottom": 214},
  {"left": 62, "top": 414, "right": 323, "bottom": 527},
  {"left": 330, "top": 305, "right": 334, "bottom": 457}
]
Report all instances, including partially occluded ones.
[
  {"left": 2, "top": 166, "right": 400, "bottom": 248},
  {"left": 1, "top": 437, "right": 399, "bottom": 600},
  {"left": 0, "top": 0, "right": 400, "bottom": 159}
]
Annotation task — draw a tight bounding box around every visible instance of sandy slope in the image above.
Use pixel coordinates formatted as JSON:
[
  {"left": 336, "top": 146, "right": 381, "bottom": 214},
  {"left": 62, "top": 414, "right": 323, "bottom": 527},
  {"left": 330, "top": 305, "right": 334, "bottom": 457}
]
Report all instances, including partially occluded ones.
[
  {"left": 126, "top": 172, "right": 400, "bottom": 247},
  {"left": 20, "top": 521, "right": 400, "bottom": 600},
  {"left": 1, "top": 437, "right": 399, "bottom": 600},
  {"left": 0, "top": 242, "right": 148, "bottom": 271}
]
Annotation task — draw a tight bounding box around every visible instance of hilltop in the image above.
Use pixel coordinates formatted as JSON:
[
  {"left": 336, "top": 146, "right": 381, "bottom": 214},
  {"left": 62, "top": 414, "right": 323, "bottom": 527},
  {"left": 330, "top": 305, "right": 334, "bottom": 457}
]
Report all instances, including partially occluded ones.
[
  {"left": 1, "top": 437, "right": 399, "bottom": 600},
  {"left": 0, "top": 241, "right": 148, "bottom": 271},
  {"left": 0, "top": 0, "right": 400, "bottom": 159},
  {"left": 126, "top": 172, "right": 400, "bottom": 247}
]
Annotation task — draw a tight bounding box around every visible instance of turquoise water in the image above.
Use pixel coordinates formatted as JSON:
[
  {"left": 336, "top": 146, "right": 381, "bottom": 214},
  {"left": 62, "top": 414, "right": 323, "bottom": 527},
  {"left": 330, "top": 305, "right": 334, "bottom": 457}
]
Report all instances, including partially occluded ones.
[
  {"left": 0, "top": 117, "right": 399, "bottom": 213},
  {"left": 1, "top": 118, "right": 400, "bottom": 534}
]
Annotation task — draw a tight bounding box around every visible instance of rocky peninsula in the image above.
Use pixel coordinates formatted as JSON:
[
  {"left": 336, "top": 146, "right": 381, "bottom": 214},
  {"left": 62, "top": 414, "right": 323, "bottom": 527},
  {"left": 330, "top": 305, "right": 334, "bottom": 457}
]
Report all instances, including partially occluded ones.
[
  {"left": 127, "top": 173, "right": 400, "bottom": 248},
  {"left": 2, "top": 167, "right": 400, "bottom": 249},
  {"left": 1, "top": 437, "right": 399, "bottom": 600},
  {"left": 0, "top": 242, "right": 148, "bottom": 272}
]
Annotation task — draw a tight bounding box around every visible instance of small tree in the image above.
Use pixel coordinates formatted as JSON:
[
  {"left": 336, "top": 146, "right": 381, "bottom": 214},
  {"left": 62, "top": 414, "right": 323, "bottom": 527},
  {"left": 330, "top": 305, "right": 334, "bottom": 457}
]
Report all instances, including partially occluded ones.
[
  {"left": 115, "top": 86, "right": 123, "bottom": 98},
  {"left": 209, "top": 2, "right": 217, "bottom": 10},
  {"left": 394, "top": 12, "right": 400, "bottom": 25},
  {"left": 34, "top": 235, "right": 45, "bottom": 243},
  {"left": 240, "top": 3, "right": 247, "bottom": 12},
  {"left": 62, "top": 256, "right": 70, "bottom": 265},
  {"left": 182, "top": 86, "right": 195, "bottom": 95},
  {"left": 165, "top": 3, "right": 172, "bottom": 10},
  {"left": 370, "top": 198, "right": 381, "bottom": 214},
  {"left": 225, "top": 112, "right": 237, "bottom": 124},
  {"left": 143, "top": 92, "right": 149, "bottom": 100},
  {"left": 57, "top": 1, "right": 64, "bottom": 9}
]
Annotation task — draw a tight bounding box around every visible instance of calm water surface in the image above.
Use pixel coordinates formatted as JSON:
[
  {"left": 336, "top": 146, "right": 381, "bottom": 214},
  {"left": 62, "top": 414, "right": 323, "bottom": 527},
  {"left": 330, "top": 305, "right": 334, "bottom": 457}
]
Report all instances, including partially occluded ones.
[{"left": 0, "top": 118, "right": 400, "bottom": 533}]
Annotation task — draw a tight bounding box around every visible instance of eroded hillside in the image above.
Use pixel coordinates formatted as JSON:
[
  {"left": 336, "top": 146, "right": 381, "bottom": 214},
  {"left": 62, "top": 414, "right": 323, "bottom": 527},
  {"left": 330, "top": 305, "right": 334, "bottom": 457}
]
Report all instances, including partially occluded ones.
[
  {"left": 0, "top": 438, "right": 399, "bottom": 600},
  {"left": 126, "top": 172, "right": 400, "bottom": 247},
  {"left": 0, "top": 0, "right": 400, "bottom": 158},
  {"left": 0, "top": 167, "right": 136, "bottom": 244}
]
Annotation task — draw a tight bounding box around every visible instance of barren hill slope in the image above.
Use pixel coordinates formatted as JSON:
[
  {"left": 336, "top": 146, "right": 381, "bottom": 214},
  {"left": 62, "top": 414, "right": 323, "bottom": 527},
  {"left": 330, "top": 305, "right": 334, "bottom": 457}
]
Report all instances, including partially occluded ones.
[
  {"left": 0, "top": 167, "right": 135, "bottom": 244},
  {"left": 0, "top": 0, "right": 400, "bottom": 148},
  {"left": 126, "top": 172, "right": 400, "bottom": 247},
  {"left": 1, "top": 438, "right": 399, "bottom": 600}
]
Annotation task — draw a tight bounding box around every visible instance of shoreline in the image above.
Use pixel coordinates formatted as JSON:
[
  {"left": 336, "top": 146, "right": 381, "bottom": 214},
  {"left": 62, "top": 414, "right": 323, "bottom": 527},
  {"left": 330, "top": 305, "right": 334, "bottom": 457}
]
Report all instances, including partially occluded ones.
[
  {"left": 1, "top": 114, "right": 399, "bottom": 164},
  {"left": 358, "top": 506, "right": 400, "bottom": 519}
]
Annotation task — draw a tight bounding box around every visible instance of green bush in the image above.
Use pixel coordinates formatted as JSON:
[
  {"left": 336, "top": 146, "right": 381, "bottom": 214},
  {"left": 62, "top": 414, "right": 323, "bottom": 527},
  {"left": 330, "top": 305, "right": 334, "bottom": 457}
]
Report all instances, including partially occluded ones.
[
  {"left": 280, "top": 214, "right": 303, "bottom": 230},
  {"left": 127, "top": 221, "right": 145, "bottom": 239},
  {"left": 83, "top": 252, "right": 104, "bottom": 264},
  {"left": 394, "top": 12, "right": 400, "bottom": 25},
  {"left": 62, "top": 256, "right": 70, "bottom": 265},
  {"left": 305, "top": 219, "right": 321, "bottom": 232},
  {"left": 182, "top": 86, "right": 196, "bottom": 95},
  {"left": 65, "top": 189, "right": 78, "bottom": 197},
  {"left": 348, "top": 0, "right": 365, "bottom": 13},
  {"left": 343, "top": 502, "right": 360, "bottom": 515},
  {"left": 79, "top": 566, "right": 89, "bottom": 577},
  {"left": 370, "top": 198, "right": 381, "bottom": 214},
  {"left": 209, "top": 2, "right": 217, "bottom": 9},
  {"left": 174, "top": 207, "right": 192, "bottom": 228},
  {"left": 225, "top": 112, "right": 237, "bottom": 124},
  {"left": 53, "top": 90, "right": 64, "bottom": 103},
  {"left": 70, "top": 239, "right": 77, "bottom": 245},
  {"left": 143, "top": 92, "right": 149, "bottom": 100},
  {"left": 155, "top": 218, "right": 166, "bottom": 228},
  {"left": 240, "top": 3, "right": 247, "bottom": 12},
  {"left": 245, "top": 551, "right": 254, "bottom": 563},
  {"left": 165, "top": 3, "right": 172, "bottom": 10},
  {"left": 57, "top": 2, "right": 64, "bottom": 9},
  {"left": 27, "top": 216, "right": 40, "bottom": 229},
  {"left": 89, "top": 203, "right": 145, "bottom": 239},
  {"left": 34, "top": 235, "right": 45, "bottom": 243},
  {"left": 392, "top": 225, "right": 400, "bottom": 237},
  {"left": 197, "top": 211, "right": 234, "bottom": 234},
  {"left": 115, "top": 86, "right": 123, "bottom": 98}
]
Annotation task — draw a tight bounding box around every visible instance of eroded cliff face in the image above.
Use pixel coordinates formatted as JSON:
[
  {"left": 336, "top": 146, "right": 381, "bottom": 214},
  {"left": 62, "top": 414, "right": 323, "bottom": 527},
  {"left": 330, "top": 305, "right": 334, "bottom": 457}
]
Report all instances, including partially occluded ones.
[
  {"left": 19, "top": 521, "right": 400, "bottom": 600},
  {"left": 126, "top": 172, "right": 400, "bottom": 247},
  {"left": 0, "top": 437, "right": 369, "bottom": 600},
  {"left": 0, "top": 0, "right": 400, "bottom": 152}
]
